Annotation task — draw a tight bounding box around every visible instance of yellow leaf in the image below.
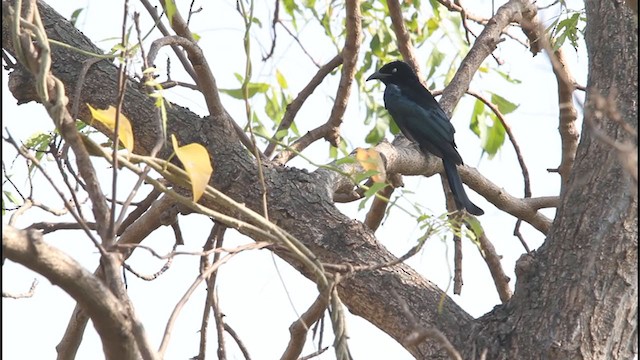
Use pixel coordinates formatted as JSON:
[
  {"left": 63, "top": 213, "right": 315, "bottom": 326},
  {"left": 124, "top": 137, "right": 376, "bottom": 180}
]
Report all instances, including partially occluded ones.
[
  {"left": 356, "top": 148, "right": 386, "bottom": 183},
  {"left": 86, "top": 104, "right": 134, "bottom": 152},
  {"left": 171, "top": 135, "right": 213, "bottom": 202}
]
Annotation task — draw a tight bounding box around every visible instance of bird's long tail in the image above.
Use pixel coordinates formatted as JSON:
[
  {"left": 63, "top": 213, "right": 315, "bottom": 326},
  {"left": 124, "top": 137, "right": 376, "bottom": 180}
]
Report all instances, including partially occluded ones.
[{"left": 442, "top": 159, "right": 484, "bottom": 216}]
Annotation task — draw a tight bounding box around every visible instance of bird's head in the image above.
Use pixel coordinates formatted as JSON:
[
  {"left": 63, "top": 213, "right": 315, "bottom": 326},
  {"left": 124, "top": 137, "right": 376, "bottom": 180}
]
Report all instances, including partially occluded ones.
[{"left": 366, "top": 60, "right": 418, "bottom": 85}]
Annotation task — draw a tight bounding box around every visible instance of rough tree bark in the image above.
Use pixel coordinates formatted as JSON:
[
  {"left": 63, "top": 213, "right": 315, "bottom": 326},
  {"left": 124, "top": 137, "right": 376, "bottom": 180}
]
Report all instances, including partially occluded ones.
[
  {"left": 463, "top": 0, "right": 639, "bottom": 358},
  {"left": 2, "top": 0, "right": 637, "bottom": 359}
]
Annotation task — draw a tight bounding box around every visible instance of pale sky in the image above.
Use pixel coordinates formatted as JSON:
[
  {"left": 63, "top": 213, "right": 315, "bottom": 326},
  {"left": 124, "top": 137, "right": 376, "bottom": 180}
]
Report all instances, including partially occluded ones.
[{"left": 2, "top": 0, "right": 587, "bottom": 359}]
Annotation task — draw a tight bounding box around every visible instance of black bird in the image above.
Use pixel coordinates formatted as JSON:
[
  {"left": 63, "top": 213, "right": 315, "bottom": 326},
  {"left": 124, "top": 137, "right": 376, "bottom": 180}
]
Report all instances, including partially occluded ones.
[{"left": 367, "top": 60, "right": 484, "bottom": 216}]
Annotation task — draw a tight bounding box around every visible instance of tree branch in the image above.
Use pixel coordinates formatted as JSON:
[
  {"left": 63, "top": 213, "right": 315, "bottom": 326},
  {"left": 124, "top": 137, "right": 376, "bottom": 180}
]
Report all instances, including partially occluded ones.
[
  {"left": 440, "top": 0, "right": 540, "bottom": 116},
  {"left": 272, "top": 0, "right": 363, "bottom": 165},
  {"left": 2, "top": 226, "right": 148, "bottom": 360},
  {"left": 266, "top": 54, "right": 342, "bottom": 158}
]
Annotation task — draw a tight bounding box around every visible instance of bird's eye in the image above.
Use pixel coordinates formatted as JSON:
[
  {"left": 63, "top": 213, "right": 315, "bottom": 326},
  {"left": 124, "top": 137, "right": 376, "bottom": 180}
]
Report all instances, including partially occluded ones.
[{"left": 391, "top": 67, "right": 397, "bottom": 73}]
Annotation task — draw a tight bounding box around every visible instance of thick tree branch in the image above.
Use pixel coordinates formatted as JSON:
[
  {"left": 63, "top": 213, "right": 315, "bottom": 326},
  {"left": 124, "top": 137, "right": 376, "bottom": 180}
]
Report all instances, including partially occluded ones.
[
  {"left": 323, "top": 141, "right": 553, "bottom": 234},
  {"left": 156, "top": 1, "right": 222, "bottom": 117},
  {"left": 387, "top": 0, "right": 423, "bottom": 80},
  {"left": 474, "top": 227, "right": 512, "bottom": 303},
  {"left": 323, "top": 0, "right": 361, "bottom": 147},
  {"left": 551, "top": 49, "right": 580, "bottom": 194},
  {"left": 2, "top": 226, "right": 147, "bottom": 360}
]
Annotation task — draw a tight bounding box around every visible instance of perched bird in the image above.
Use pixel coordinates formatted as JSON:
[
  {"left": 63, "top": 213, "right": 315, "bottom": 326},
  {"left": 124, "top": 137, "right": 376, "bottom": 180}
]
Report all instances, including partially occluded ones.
[{"left": 367, "top": 60, "right": 484, "bottom": 215}]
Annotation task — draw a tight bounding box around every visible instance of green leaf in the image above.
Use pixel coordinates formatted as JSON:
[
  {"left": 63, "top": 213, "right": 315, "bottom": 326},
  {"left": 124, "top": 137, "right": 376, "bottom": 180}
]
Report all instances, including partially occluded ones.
[
  {"left": 265, "top": 92, "right": 281, "bottom": 120},
  {"left": 426, "top": 17, "right": 440, "bottom": 36},
  {"left": 70, "top": 8, "right": 83, "bottom": 27},
  {"left": 551, "top": 12, "right": 584, "bottom": 50},
  {"left": 464, "top": 216, "right": 484, "bottom": 241},
  {"left": 354, "top": 169, "right": 380, "bottom": 184},
  {"left": 275, "top": 129, "right": 289, "bottom": 140},
  {"left": 365, "top": 118, "right": 388, "bottom": 144},
  {"left": 358, "top": 182, "right": 389, "bottom": 210},
  {"left": 494, "top": 69, "right": 522, "bottom": 84},
  {"left": 163, "top": 0, "right": 177, "bottom": 26},
  {"left": 469, "top": 99, "right": 484, "bottom": 137},
  {"left": 3, "top": 191, "right": 20, "bottom": 206},
  {"left": 388, "top": 115, "right": 400, "bottom": 134},
  {"left": 24, "top": 132, "right": 52, "bottom": 150},
  {"left": 370, "top": 34, "right": 384, "bottom": 58},
  {"left": 490, "top": 93, "right": 519, "bottom": 115},
  {"left": 289, "top": 118, "right": 300, "bottom": 137},
  {"left": 470, "top": 100, "right": 505, "bottom": 158},
  {"left": 428, "top": 0, "right": 441, "bottom": 19},
  {"left": 282, "top": 0, "right": 299, "bottom": 17},
  {"left": 334, "top": 156, "right": 357, "bottom": 166},
  {"left": 482, "top": 114, "right": 506, "bottom": 158},
  {"left": 276, "top": 70, "right": 288, "bottom": 89},
  {"left": 425, "top": 47, "right": 445, "bottom": 79},
  {"left": 329, "top": 145, "right": 338, "bottom": 159},
  {"left": 364, "top": 182, "right": 388, "bottom": 198},
  {"left": 220, "top": 82, "right": 270, "bottom": 99}
]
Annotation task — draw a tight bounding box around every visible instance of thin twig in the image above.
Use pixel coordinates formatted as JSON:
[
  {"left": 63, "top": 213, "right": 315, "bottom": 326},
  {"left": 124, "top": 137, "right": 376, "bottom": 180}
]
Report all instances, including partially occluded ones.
[
  {"left": 262, "top": 0, "right": 279, "bottom": 61},
  {"left": 266, "top": 54, "right": 343, "bottom": 157},
  {"left": 323, "top": 225, "right": 436, "bottom": 275},
  {"left": 107, "top": 0, "right": 131, "bottom": 244},
  {"left": 464, "top": 89, "right": 531, "bottom": 199},
  {"left": 298, "top": 348, "right": 330, "bottom": 360},
  {"left": 157, "top": 242, "right": 265, "bottom": 357},
  {"left": 2, "top": 279, "right": 38, "bottom": 299},
  {"left": 277, "top": 21, "right": 322, "bottom": 68},
  {"left": 280, "top": 287, "right": 332, "bottom": 360},
  {"left": 440, "top": 0, "right": 541, "bottom": 115},
  {"left": 223, "top": 323, "right": 252, "bottom": 360},
  {"left": 4, "top": 133, "right": 102, "bottom": 250},
  {"left": 453, "top": 232, "right": 463, "bottom": 295},
  {"left": 271, "top": 1, "right": 362, "bottom": 166},
  {"left": 212, "top": 289, "right": 227, "bottom": 360},
  {"left": 123, "top": 259, "right": 173, "bottom": 281},
  {"left": 117, "top": 188, "right": 162, "bottom": 236},
  {"left": 138, "top": 0, "right": 197, "bottom": 81},
  {"left": 28, "top": 221, "right": 98, "bottom": 234}
]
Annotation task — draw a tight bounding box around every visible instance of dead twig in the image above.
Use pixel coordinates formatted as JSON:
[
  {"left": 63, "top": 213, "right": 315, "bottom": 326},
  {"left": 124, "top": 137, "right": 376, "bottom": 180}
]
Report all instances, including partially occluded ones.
[{"left": 2, "top": 279, "right": 38, "bottom": 299}]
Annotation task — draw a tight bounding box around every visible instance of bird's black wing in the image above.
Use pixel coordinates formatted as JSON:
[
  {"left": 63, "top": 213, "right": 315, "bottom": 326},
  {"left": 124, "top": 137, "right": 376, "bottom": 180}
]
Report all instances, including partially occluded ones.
[{"left": 383, "top": 84, "right": 463, "bottom": 165}]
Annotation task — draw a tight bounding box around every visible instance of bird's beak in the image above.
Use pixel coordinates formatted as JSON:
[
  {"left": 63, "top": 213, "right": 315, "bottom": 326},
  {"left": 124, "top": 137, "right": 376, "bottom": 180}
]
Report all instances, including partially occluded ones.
[{"left": 366, "top": 71, "right": 388, "bottom": 81}]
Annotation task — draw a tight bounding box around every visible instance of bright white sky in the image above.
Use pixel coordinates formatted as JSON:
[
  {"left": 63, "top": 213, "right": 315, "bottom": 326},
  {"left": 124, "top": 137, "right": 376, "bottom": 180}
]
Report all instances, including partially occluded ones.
[{"left": 2, "top": 0, "right": 587, "bottom": 359}]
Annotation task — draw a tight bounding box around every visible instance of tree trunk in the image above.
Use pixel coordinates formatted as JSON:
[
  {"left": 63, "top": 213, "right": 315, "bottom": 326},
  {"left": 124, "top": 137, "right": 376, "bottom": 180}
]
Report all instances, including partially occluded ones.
[{"left": 465, "top": 1, "right": 638, "bottom": 359}]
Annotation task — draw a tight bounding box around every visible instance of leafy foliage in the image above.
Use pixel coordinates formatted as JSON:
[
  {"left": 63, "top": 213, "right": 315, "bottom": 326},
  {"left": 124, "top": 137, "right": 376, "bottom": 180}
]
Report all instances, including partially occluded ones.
[{"left": 547, "top": 10, "right": 586, "bottom": 51}]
